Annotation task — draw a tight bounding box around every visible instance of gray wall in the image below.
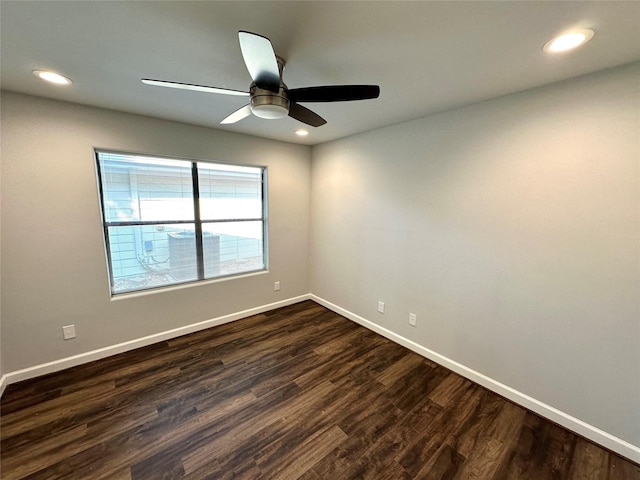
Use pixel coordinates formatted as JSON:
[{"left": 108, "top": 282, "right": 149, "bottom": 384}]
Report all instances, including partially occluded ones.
[
  {"left": 310, "top": 63, "right": 640, "bottom": 446},
  {"left": 0, "top": 92, "right": 311, "bottom": 372}
]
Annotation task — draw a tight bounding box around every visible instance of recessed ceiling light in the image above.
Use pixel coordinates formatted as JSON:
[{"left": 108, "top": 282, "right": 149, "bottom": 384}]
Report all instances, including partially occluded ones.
[
  {"left": 295, "top": 129, "right": 309, "bottom": 136},
  {"left": 543, "top": 29, "right": 594, "bottom": 53},
  {"left": 33, "top": 70, "right": 72, "bottom": 85}
]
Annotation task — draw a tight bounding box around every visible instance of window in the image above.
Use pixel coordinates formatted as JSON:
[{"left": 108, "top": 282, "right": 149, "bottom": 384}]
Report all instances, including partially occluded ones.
[{"left": 96, "top": 150, "right": 266, "bottom": 295}]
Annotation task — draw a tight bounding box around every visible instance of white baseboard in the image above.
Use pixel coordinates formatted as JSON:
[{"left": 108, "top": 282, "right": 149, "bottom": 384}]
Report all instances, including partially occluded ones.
[
  {"left": 310, "top": 294, "right": 640, "bottom": 465},
  {"left": 1, "top": 294, "right": 311, "bottom": 388},
  {"left": 0, "top": 374, "right": 7, "bottom": 398}
]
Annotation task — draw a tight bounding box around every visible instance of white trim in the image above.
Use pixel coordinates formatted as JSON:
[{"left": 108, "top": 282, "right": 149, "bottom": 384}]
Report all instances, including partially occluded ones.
[
  {"left": 0, "top": 374, "right": 7, "bottom": 398},
  {"left": 1, "top": 295, "right": 310, "bottom": 387},
  {"left": 310, "top": 294, "right": 640, "bottom": 464},
  {"left": 109, "top": 270, "right": 270, "bottom": 301}
]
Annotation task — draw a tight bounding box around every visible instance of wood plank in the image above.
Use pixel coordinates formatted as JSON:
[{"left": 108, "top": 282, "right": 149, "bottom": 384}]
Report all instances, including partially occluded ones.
[
  {"left": 610, "top": 454, "right": 640, "bottom": 479},
  {"left": 397, "top": 382, "right": 484, "bottom": 477},
  {"left": 1, "top": 424, "right": 88, "bottom": 480},
  {"left": 377, "top": 352, "right": 427, "bottom": 386},
  {"left": 496, "top": 412, "right": 576, "bottom": 479},
  {"left": 449, "top": 401, "right": 526, "bottom": 479},
  {"left": 569, "top": 438, "right": 611, "bottom": 480},
  {"left": 267, "top": 424, "right": 348, "bottom": 479},
  {"left": 180, "top": 380, "right": 334, "bottom": 474}
]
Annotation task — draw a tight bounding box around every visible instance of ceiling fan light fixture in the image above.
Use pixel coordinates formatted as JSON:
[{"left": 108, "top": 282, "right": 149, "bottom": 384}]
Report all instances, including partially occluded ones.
[
  {"left": 543, "top": 29, "right": 594, "bottom": 53},
  {"left": 250, "top": 88, "right": 290, "bottom": 119},
  {"left": 251, "top": 103, "right": 289, "bottom": 119}
]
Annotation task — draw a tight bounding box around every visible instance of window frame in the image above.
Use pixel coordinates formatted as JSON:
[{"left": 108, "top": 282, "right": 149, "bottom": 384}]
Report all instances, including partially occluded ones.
[{"left": 95, "top": 149, "right": 268, "bottom": 295}]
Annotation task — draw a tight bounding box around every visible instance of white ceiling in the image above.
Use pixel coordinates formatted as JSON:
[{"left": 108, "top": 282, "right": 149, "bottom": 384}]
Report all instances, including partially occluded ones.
[{"left": 2, "top": 1, "right": 639, "bottom": 145}]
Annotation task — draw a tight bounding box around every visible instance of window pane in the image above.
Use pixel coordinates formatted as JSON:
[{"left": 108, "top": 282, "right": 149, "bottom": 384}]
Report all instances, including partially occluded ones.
[
  {"left": 107, "top": 224, "right": 198, "bottom": 293},
  {"left": 98, "top": 152, "right": 194, "bottom": 222},
  {"left": 96, "top": 151, "right": 267, "bottom": 295},
  {"left": 203, "top": 221, "right": 264, "bottom": 277},
  {"left": 197, "top": 162, "right": 263, "bottom": 220}
]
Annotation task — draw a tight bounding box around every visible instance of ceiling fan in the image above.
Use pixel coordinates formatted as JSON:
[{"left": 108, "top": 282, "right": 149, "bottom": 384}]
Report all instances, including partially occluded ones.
[{"left": 142, "top": 31, "right": 380, "bottom": 127}]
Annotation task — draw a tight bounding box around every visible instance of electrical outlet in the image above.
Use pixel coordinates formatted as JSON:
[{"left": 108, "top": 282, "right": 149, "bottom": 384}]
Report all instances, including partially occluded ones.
[
  {"left": 62, "top": 325, "right": 76, "bottom": 340},
  {"left": 378, "top": 301, "right": 385, "bottom": 313},
  {"left": 274, "top": 281, "right": 280, "bottom": 291},
  {"left": 409, "top": 313, "right": 417, "bottom": 326}
]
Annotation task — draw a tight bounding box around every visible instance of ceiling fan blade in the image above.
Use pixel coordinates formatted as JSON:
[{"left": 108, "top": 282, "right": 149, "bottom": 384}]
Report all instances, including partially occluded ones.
[
  {"left": 238, "top": 31, "right": 281, "bottom": 93},
  {"left": 288, "top": 102, "right": 327, "bottom": 127},
  {"left": 142, "top": 79, "right": 249, "bottom": 96},
  {"left": 221, "top": 104, "right": 252, "bottom": 124},
  {"left": 288, "top": 85, "right": 380, "bottom": 102}
]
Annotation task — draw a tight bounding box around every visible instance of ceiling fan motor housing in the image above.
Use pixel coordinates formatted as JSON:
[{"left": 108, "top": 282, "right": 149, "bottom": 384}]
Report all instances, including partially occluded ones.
[
  {"left": 249, "top": 55, "right": 289, "bottom": 119},
  {"left": 250, "top": 83, "right": 290, "bottom": 119}
]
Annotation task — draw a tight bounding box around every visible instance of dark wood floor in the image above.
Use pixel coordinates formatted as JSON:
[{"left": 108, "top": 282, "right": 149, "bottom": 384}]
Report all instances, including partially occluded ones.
[{"left": 1, "top": 300, "right": 638, "bottom": 480}]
